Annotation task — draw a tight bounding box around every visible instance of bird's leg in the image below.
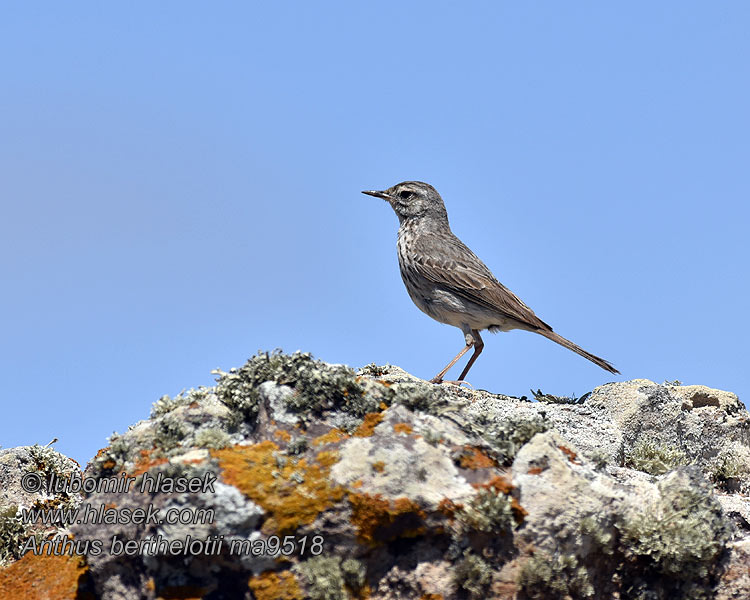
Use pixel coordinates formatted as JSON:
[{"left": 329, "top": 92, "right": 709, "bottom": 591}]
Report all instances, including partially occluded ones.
[
  {"left": 430, "top": 332, "right": 476, "bottom": 384},
  {"left": 456, "top": 329, "right": 484, "bottom": 382}
]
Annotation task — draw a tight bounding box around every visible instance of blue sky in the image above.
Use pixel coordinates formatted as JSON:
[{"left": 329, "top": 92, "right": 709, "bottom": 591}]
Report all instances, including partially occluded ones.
[{"left": 1, "top": 3, "right": 748, "bottom": 466}]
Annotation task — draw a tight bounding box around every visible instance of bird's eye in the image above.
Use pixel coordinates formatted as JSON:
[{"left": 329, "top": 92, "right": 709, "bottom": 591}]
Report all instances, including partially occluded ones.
[{"left": 399, "top": 190, "right": 413, "bottom": 199}]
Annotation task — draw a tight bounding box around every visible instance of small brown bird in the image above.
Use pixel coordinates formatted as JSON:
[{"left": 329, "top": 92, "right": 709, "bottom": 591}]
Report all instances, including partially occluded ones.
[{"left": 363, "top": 181, "right": 619, "bottom": 384}]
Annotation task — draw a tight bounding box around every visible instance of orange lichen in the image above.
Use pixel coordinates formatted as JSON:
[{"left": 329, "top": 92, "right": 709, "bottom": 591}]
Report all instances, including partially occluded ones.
[
  {"left": 315, "top": 450, "right": 339, "bottom": 468},
  {"left": 213, "top": 442, "right": 345, "bottom": 534},
  {"left": 0, "top": 552, "right": 89, "bottom": 600},
  {"left": 371, "top": 461, "right": 386, "bottom": 473},
  {"left": 313, "top": 428, "right": 349, "bottom": 446},
  {"left": 474, "top": 475, "right": 515, "bottom": 495},
  {"left": 558, "top": 445, "right": 581, "bottom": 464},
  {"left": 31, "top": 495, "right": 71, "bottom": 514},
  {"left": 354, "top": 413, "right": 384, "bottom": 437},
  {"left": 352, "top": 479, "right": 364, "bottom": 488},
  {"left": 527, "top": 466, "right": 544, "bottom": 475},
  {"left": 248, "top": 570, "right": 303, "bottom": 600},
  {"left": 476, "top": 475, "right": 514, "bottom": 495},
  {"left": 274, "top": 429, "right": 292, "bottom": 442},
  {"left": 392, "top": 423, "right": 413, "bottom": 435},
  {"left": 131, "top": 449, "right": 168, "bottom": 477},
  {"left": 95, "top": 447, "right": 116, "bottom": 471},
  {"left": 101, "top": 459, "right": 116, "bottom": 470},
  {"left": 349, "top": 492, "right": 427, "bottom": 544},
  {"left": 437, "top": 497, "right": 463, "bottom": 518},
  {"left": 457, "top": 446, "right": 497, "bottom": 469}
]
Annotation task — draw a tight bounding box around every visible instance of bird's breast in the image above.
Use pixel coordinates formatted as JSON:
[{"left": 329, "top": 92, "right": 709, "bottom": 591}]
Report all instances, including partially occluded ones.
[{"left": 395, "top": 225, "right": 520, "bottom": 332}]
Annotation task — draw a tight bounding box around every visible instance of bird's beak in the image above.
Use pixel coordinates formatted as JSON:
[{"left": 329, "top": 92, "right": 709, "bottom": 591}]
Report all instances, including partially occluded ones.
[{"left": 362, "top": 189, "right": 391, "bottom": 201}]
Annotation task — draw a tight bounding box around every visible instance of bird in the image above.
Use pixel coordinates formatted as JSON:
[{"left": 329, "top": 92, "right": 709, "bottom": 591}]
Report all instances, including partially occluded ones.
[{"left": 362, "top": 181, "right": 619, "bottom": 384}]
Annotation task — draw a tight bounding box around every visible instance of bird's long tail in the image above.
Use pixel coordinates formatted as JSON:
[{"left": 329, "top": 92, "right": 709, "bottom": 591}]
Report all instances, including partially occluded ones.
[{"left": 537, "top": 329, "right": 619, "bottom": 374}]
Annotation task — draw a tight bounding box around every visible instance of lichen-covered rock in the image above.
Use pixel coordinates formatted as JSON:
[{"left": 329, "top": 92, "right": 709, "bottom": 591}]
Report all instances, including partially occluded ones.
[
  {"left": 0, "top": 352, "right": 748, "bottom": 599},
  {"left": 0, "top": 445, "right": 83, "bottom": 567},
  {"left": 585, "top": 380, "right": 750, "bottom": 486}
]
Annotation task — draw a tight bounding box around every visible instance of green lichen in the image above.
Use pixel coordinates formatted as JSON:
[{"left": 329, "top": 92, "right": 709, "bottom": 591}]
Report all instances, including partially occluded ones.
[
  {"left": 585, "top": 448, "right": 610, "bottom": 471},
  {"left": 390, "top": 381, "right": 447, "bottom": 414},
  {"left": 217, "top": 351, "right": 374, "bottom": 419},
  {"left": 294, "top": 556, "right": 347, "bottom": 600},
  {"left": 193, "top": 428, "right": 230, "bottom": 450},
  {"left": 27, "top": 445, "right": 74, "bottom": 480},
  {"left": 518, "top": 552, "right": 594, "bottom": 599},
  {"left": 150, "top": 389, "right": 204, "bottom": 418},
  {"left": 151, "top": 394, "right": 180, "bottom": 417},
  {"left": 151, "top": 386, "right": 216, "bottom": 418},
  {"left": 618, "top": 467, "right": 729, "bottom": 591},
  {"left": 580, "top": 515, "right": 615, "bottom": 556},
  {"left": 453, "top": 551, "right": 493, "bottom": 599},
  {"left": 155, "top": 413, "right": 192, "bottom": 452},
  {"left": 456, "top": 487, "right": 514, "bottom": 534},
  {"left": 286, "top": 437, "right": 308, "bottom": 456},
  {"left": 340, "top": 558, "right": 366, "bottom": 592},
  {"left": 0, "top": 506, "right": 32, "bottom": 566},
  {"left": 329, "top": 413, "right": 366, "bottom": 434},
  {"left": 482, "top": 415, "right": 549, "bottom": 465},
  {"left": 294, "top": 557, "right": 365, "bottom": 598},
  {"left": 357, "top": 363, "right": 391, "bottom": 377},
  {"left": 709, "top": 444, "right": 750, "bottom": 488},
  {"left": 90, "top": 433, "right": 133, "bottom": 477},
  {"left": 22, "top": 446, "right": 81, "bottom": 513},
  {"left": 214, "top": 366, "right": 262, "bottom": 421},
  {"left": 626, "top": 440, "right": 689, "bottom": 475}
]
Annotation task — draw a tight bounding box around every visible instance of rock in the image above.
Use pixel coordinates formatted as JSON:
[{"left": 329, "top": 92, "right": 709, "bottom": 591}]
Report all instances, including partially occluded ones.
[
  {"left": 716, "top": 538, "right": 750, "bottom": 600},
  {"left": 0, "top": 351, "right": 747, "bottom": 599},
  {"left": 0, "top": 445, "right": 81, "bottom": 513},
  {"left": 585, "top": 380, "right": 750, "bottom": 480},
  {"left": 0, "top": 445, "right": 83, "bottom": 567}
]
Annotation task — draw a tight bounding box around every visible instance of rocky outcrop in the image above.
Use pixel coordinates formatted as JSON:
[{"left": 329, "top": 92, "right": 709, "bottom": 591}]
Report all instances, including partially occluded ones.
[{"left": 0, "top": 352, "right": 748, "bottom": 599}]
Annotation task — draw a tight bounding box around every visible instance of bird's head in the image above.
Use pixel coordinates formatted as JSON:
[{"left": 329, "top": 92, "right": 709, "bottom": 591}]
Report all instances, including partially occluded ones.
[{"left": 362, "top": 181, "right": 448, "bottom": 224}]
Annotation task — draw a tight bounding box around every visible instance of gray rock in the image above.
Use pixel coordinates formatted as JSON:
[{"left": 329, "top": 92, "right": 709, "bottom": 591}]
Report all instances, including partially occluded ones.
[
  {"left": 257, "top": 381, "right": 300, "bottom": 426},
  {"left": 0, "top": 445, "right": 82, "bottom": 566},
  {"left": 1, "top": 352, "right": 747, "bottom": 599}
]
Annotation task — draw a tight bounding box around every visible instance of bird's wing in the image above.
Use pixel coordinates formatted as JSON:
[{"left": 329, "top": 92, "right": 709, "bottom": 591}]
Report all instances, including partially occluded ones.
[{"left": 411, "top": 232, "right": 551, "bottom": 330}]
